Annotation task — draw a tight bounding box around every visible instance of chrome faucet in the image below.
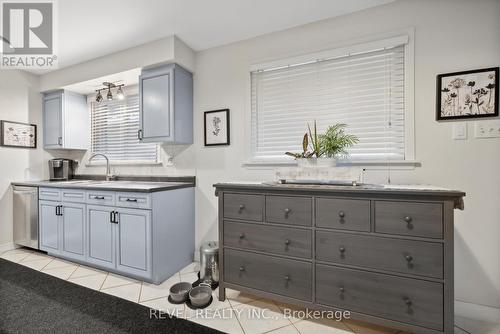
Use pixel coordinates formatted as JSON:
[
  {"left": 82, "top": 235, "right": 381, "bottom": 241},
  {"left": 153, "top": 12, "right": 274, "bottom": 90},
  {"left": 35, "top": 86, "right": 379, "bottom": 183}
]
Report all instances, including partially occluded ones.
[{"left": 89, "top": 153, "right": 115, "bottom": 181}]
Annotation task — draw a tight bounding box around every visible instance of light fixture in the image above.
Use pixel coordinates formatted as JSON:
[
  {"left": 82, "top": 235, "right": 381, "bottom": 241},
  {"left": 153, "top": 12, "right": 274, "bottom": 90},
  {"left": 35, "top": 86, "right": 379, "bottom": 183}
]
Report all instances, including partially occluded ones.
[
  {"left": 95, "top": 89, "right": 103, "bottom": 102},
  {"left": 116, "top": 85, "right": 125, "bottom": 100},
  {"left": 95, "top": 82, "right": 125, "bottom": 103}
]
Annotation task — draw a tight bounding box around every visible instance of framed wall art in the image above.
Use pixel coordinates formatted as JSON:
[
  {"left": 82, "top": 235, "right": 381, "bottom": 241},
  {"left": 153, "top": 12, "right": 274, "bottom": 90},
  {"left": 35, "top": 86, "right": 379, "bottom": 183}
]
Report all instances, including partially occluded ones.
[
  {"left": 0, "top": 120, "right": 37, "bottom": 148},
  {"left": 204, "top": 109, "right": 230, "bottom": 146},
  {"left": 437, "top": 67, "right": 498, "bottom": 120}
]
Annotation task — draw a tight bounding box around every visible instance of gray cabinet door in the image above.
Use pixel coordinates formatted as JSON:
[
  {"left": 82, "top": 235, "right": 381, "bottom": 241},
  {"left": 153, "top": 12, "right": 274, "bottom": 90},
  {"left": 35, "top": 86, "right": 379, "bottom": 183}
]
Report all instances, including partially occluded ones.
[
  {"left": 87, "top": 205, "right": 116, "bottom": 269},
  {"left": 115, "top": 208, "right": 152, "bottom": 278},
  {"left": 139, "top": 70, "right": 172, "bottom": 141},
  {"left": 39, "top": 200, "right": 60, "bottom": 254},
  {"left": 60, "top": 202, "right": 86, "bottom": 261},
  {"left": 43, "top": 92, "right": 63, "bottom": 148}
]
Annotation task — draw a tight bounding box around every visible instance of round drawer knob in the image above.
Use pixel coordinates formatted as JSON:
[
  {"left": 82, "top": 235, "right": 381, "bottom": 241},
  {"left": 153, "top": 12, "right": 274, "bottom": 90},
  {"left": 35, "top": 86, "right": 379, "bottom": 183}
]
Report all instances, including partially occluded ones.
[
  {"left": 338, "top": 211, "right": 345, "bottom": 218},
  {"left": 405, "top": 255, "right": 413, "bottom": 262},
  {"left": 284, "top": 275, "right": 290, "bottom": 281},
  {"left": 284, "top": 208, "right": 291, "bottom": 214},
  {"left": 284, "top": 239, "right": 291, "bottom": 245},
  {"left": 239, "top": 233, "right": 245, "bottom": 239},
  {"left": 339, "top": 287, "right": 345, "bottom": 293},
  {"left": 404, "top": 216, "right": 412, "bottom": 223},
  {"left": 239, "top": 204, "right": 245, "bottom": 210},
  {"left": 239, "top": 266, "right": 245, "bottom": 272},
  {"left": 403, "top": 297, "right": 412, "bottom": 306},
  {"left": 339, "top": 246, "right": 346, "bottom": 253}
]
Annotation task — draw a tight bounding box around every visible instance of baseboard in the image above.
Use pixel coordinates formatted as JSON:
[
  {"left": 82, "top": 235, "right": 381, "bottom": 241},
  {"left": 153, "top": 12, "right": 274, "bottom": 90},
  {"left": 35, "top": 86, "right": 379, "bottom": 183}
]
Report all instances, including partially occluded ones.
[
  {"left": 0, "top": 242, "right": 19, "bottom": 254},
  {"left": 455, "top": 300, "right": 500, "bottom": 323}
]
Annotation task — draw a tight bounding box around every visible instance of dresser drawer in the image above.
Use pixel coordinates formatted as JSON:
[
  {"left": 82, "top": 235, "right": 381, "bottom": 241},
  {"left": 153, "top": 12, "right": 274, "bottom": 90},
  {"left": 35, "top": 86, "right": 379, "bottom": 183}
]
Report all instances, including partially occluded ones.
[
  {"left": 316, "top": 198, "right": 370, "bottom": 231},
  {"left": 225, "top": 249, "right": 312, "bottom": 301},
  {"left": 266, "top": 196, "right": 312, "bottom": 226},
  {"left": 86, "top": 191, "right": 115, "bottom": 206},
  {"left": 316, "top": 265, "right": 443, "bottom": 330},
  {"left": 116, "top": 192, "right": 151, "bottom": 209},
  {"left": 375, "top": 201, "right": 443, "bottom": 238},
  {"left": 224, "top": 221, "right": 312, "bottom": 259},
  {"left": 316, "top": 231, "right": 443, "bottom": 278},
  {"left": 39, "top": 187, "right": 61, "bottom": 201},
  {"left": 224, "top": 193, "right": 263, "bottom": 222},
  {"left": 61, "top": 188, "right": 86, "bottom": 203}
]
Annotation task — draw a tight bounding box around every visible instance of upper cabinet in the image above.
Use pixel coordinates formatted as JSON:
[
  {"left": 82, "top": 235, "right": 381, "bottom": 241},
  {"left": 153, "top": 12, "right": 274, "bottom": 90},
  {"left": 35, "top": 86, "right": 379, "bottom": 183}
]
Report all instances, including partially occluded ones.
[
  {"left": 139, "top": 63, "right": 193, "bottom": 144},
  {"left": 42, "top": 90, "right": 90, "bottom": 150}
]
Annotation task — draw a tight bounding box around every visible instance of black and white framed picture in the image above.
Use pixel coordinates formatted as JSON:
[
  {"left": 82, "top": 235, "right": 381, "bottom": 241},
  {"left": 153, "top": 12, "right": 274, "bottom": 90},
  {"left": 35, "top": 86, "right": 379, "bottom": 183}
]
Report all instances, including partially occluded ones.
[
  {"left": 204, "top": 109, "right": 230, "bottom": 146},
  {"left": 437, "top": 67, "right": 498, "bottom": 120},
  {"left": 0, "top": 120, "right": 37, "bottom": 148}
]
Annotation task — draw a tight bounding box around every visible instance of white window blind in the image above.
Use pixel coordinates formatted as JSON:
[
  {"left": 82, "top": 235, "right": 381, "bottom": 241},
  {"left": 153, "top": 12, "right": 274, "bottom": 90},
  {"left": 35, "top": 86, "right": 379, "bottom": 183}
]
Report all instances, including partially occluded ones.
[
  {"left": 250, "top": 44, "right": 406, "bottom": 162},
  {"left": 91, "top": 94, "right": 158, "bottom": 163}
]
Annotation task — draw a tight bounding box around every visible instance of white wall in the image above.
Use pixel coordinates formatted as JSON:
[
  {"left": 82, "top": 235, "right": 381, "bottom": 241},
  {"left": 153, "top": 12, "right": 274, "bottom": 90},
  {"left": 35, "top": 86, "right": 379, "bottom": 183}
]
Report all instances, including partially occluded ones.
[{"left": 0, "top": 71, "right": 43, "bottom": 247}]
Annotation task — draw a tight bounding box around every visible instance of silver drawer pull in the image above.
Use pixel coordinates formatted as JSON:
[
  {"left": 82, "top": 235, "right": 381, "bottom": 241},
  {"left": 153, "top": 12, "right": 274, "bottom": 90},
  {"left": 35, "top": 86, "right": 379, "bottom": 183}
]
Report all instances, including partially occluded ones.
[
  {"left": 403, "top": 297, "right": 412, "bottom": 306},
  {"left": 125, "top": 198, "right": 138, "bottom": 202},
  {"left": 338, "top": 211, "right": 345, "bottom": 218},
  {"left": 405, "top": 255, "right": 413, "bottom": 262},
  {"left": 284, "top": 275, "right": 290, "bottom": 281},
  {"left": 239, "top": 233, "right": 245, "bottom": 239},
  {"left": 239, "top": 266, "right": 245, "bottom": 272},
  {"left": 404, "top": 216, "right": 412, "bottom": 223},
  {"left": 284, "top": 239, "right": 290, "bottom": 245},
  {"left": 93, "top": 196, "right": 105, "bottom": 200},
  {"left": 284, "top": 208, "right": 291, "bottom": 214},
  {"left": 339, "top": 246, "right": 346, "bottom": 253},
  {"left": 238, "top": 204, "right": 245, "bottom": 211},
  {"left": 339, "top": 286, "right": 345, "bottom": 293}
]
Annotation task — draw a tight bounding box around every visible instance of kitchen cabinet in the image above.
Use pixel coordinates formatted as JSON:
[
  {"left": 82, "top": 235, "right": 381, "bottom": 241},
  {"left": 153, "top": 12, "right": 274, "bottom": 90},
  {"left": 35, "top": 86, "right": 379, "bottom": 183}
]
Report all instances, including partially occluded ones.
[
  {"left": 139, "top": 63, "right": 193, "bottom": 144},
  {"left": 37, "top": 186, "right": 194, "bottom": 284},
  {"left": 39, "top": 198, "right": 85, "bottom": 262},
  {"left": 87, "top": 205, "right": 116, "bottom": 270},
  {"left": 42, "top": 90, "right": 90, "bottom": 150}
]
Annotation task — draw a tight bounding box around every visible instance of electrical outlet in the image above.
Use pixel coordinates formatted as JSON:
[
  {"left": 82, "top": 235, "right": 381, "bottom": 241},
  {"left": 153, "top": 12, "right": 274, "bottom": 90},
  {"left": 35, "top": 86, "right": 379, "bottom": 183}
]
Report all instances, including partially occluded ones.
[
  {"left": 474, "top": 120, "right": 500, "bottom": 138},
  {"left": 452, "top": 123, "right": 467, "bottom": 140}
]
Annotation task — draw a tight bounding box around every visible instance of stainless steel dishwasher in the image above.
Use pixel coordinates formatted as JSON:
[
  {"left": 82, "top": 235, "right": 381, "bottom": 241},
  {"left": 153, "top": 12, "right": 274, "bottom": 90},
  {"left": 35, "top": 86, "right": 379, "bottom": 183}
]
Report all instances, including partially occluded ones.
[{"left": 13, "top": 185, "right": 39, "bottom": 249}]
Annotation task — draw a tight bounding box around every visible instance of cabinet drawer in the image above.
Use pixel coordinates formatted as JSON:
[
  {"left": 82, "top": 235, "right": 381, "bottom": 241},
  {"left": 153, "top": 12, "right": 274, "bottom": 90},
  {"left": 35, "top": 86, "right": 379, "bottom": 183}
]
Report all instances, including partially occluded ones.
[
  {"left": 316, "top": 265, "right": 443, "bottom": 330},
  {"left": 316, "top": 198, "right": 370, "bottom": 231},
  {"left": 224, "top": 193, "right": 263, "bottom": 222},
  {"left": 39, "top": 187, "right": 61, "bottom": 201},
  {"left": 316, "top": 231, "right": 443, "bottom": 278},
  {"left": 266, "top": 196, "right": 312, "bottom": 226},
  {"left": 375, "top": 201, "right": 443, "bottom": 238},
  {"left": 224, "top": 221, "right": 312, "bottom": 259},
  {"left": 86, "top": 191, "right": 115, "bottom": 206},
  {"left": 225, "top": 249, "right": 312, "bottom": 301},
  {"left": 116, "top": 192, "right": 151, "bottom": 209},
  {"left": 61, "top": 188, "right": 86, "bottom": 203}
]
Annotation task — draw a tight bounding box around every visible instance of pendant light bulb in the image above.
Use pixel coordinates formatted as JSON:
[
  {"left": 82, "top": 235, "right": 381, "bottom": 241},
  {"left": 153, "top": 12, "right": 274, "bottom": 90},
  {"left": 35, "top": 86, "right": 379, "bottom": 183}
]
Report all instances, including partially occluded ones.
[
  {"left": 96, "top": 90, "right": 103, "bottom": 102},
  {"left": 107, "top": 87, "right": 113, "bottom": 101}
]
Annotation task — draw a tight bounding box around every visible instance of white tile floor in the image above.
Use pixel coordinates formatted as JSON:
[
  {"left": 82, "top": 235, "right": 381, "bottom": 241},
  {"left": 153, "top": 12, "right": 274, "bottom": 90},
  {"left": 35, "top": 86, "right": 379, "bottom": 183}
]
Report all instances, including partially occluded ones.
[{"left": 2, "top": 248, "right": 499, "bottom": 334}]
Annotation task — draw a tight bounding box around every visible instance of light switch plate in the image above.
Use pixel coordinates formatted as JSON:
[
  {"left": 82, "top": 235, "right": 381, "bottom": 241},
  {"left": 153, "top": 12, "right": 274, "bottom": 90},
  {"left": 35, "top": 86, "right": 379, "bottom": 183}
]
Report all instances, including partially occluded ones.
[
  {"left": 474, "top": 120, "right": 500, "bottom": 138},
  {"left": 452, "top": 123, "right": 467, "bottom": 140}
]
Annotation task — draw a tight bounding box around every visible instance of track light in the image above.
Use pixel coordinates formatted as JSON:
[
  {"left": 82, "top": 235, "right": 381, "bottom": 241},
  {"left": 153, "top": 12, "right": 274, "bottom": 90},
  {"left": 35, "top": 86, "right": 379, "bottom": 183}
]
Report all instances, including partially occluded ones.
[
  {"left": 116, "top": 85, "right": 125, "bottom": 100},
  {"left": 107, "top": 87, "right": 113, "bottom": 101},
  {"left": 95, "top": 89, "right": 103, "bottom": 102}
]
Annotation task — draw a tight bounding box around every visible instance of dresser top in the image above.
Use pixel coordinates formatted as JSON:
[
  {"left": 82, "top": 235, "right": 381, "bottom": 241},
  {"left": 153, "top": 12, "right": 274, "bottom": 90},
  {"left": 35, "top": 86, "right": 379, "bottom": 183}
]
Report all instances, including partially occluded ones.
[{"left": 214, "top": 182, "right": 465, "bottom": 208}]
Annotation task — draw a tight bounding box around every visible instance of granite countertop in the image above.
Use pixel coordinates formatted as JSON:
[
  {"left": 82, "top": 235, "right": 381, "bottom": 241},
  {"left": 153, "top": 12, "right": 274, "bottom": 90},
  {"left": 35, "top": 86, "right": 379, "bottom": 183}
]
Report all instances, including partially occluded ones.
[
  {"left": 214, "top": 181, "right": 466, "bottom": 208},
  {"left": 12, "top": 175, "right": 196, "bottom": 193}
]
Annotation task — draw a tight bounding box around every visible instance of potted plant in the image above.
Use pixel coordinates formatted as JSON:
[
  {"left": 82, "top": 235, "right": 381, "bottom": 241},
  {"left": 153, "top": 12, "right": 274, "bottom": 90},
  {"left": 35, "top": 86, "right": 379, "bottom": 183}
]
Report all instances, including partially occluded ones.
[{"left": 285, "top": 121, "right": 358, "bottom": 167}]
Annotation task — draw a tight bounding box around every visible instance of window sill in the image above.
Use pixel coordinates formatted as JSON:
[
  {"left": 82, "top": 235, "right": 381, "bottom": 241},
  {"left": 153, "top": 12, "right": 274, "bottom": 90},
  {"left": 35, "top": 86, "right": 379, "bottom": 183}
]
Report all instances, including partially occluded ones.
[
  {"left": 242, "top": 159, "right": 421, "bottom": 170},
  {"left": 86, "top": 161, "right": 164, "bottom": 167}
]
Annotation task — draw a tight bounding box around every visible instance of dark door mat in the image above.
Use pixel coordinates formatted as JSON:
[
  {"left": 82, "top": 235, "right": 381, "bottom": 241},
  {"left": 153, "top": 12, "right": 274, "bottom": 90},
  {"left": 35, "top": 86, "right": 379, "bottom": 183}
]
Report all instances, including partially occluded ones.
[{"left": 0, "top": 258, "right": 225, "bottom": 334}]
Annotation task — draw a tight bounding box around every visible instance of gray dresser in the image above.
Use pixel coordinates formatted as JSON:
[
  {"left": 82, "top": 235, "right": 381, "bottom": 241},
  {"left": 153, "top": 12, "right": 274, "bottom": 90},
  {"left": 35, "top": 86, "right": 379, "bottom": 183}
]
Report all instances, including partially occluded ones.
[{"left": 214, "top": 183, "right": 465, "bottom": 334}]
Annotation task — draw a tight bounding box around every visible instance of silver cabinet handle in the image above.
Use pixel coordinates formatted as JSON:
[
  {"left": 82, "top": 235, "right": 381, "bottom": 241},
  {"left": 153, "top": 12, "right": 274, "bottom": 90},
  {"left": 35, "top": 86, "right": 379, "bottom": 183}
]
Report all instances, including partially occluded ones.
[
  {"left": 239, "top": 266, "right": 245, "bottom": 272},
  {"left": 239, "top": 233, "right": 245, "bottom": 239},
  {"left": 284, "top": 239, "right": 290, "bottom": 245},
  {"left": 404, "top": 216, "right": 412, "bottom": 223},
  {"left": 339, "top": 211, "right": 345, "bottom": 218},
  {"left": 405, "top": 255, "right": 413, "bottom": 262},
  {"left": 284, "top": 208, "right": 291, "bottom": 214},
  {"left": 58, "top": 137, "right": 62, "bottom": 145},
  {"left": 339, "top": 246, "right": 346, "bottom": 253},
  {"left": 284, "top": 275, "right": 290, "bottom": 281}
]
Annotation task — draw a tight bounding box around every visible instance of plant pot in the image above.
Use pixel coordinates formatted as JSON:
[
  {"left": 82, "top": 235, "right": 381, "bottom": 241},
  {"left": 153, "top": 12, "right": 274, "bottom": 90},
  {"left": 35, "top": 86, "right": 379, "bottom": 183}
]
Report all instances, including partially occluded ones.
[{"left": 296, "top": 157, "right": 337, "bottom": 167}]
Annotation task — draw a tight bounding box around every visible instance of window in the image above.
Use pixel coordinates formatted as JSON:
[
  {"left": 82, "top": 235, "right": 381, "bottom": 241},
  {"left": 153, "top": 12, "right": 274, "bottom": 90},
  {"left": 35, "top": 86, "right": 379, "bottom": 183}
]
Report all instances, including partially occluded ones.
[
  {"left": 91, "top": 93, "right": 159, "bottom": 163},
  {"left": 249, "top": 35, "right": 413, "bottom": 163}
]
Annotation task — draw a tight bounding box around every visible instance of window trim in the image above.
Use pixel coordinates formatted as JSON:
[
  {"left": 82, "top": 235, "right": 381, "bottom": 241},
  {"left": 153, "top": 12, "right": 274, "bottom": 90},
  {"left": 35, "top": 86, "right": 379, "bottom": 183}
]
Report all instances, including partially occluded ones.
[
  {"left": 86, "top": 86, "right": 162, "bottom": 166},
  {"left": 244, "top": 28, "right": 416, "bottom": 168}
]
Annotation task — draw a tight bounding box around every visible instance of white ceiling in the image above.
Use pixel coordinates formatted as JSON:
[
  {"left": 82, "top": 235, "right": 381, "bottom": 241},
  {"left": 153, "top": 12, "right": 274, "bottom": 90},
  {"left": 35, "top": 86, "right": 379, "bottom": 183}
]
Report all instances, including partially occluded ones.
[{"left": 54, "top": 0, "right": 393, "bottom": 72}]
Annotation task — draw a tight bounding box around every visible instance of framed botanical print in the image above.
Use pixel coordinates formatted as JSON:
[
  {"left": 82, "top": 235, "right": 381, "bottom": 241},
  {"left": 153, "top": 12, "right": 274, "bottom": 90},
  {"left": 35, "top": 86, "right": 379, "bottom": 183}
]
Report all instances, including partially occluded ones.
[
  {"left": 0, "top": 120, "right": 37, "bottom": 148},
  {"left": 437, "top": 67, "right": 498, "bottom": 120},
  {"left": 204, "top": 109, "right": 230, "bottom": 146}
]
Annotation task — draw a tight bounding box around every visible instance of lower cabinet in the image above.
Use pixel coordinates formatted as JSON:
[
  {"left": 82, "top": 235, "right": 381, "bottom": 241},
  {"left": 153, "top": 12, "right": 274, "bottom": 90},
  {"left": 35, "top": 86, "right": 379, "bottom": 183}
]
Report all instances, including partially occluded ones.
[
  {"left": 87, "top": 205, "right": 116, "bottom": 270},
  {"left": 60, "top": 202, "right": 86, "bottom": 261},
  {"left": 39, "top": 200, "right": 60, "bottom": 254}
]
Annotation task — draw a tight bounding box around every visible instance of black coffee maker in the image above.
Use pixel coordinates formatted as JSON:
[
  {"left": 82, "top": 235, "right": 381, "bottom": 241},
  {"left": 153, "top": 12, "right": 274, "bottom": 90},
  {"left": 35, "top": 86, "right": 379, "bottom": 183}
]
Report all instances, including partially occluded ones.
[{"left": 48, "top": 159, "right": 74, "bottom": 181}]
